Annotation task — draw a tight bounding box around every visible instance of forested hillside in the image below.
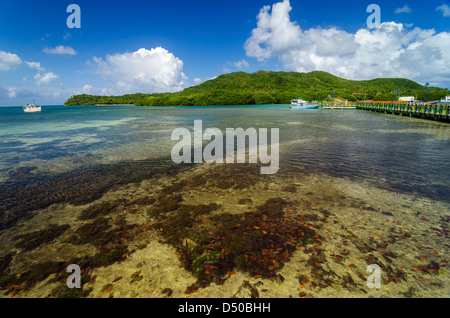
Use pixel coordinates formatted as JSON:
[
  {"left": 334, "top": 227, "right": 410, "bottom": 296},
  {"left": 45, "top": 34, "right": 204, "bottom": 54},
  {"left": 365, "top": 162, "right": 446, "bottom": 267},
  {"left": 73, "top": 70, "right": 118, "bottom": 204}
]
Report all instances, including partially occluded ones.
[{"left": 64, "top": 71, "right": 449, "bottom": 106}]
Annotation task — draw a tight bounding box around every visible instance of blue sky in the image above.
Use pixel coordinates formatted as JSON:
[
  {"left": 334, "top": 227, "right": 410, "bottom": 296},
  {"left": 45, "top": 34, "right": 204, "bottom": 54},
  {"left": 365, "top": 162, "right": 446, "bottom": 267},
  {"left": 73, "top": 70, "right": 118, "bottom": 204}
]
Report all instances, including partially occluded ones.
[{"left": 0, "top": 0, "right": 449, "bottom": 106}]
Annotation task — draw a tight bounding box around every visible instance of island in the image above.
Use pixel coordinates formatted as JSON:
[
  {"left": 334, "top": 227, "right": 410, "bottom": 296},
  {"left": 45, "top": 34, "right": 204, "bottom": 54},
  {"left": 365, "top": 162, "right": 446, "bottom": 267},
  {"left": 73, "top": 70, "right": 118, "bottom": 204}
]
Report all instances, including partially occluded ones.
[{"left": 64, "top": 71, "right": 450, "bottom": 106}]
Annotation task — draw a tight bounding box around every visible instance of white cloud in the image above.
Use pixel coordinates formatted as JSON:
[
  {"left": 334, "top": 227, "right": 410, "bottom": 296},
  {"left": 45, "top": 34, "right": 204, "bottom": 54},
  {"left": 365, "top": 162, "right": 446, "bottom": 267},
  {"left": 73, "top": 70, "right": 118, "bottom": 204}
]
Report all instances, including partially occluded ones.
[
  {"left": 3, "top": 86, "right": 35, "bottom": 99},
  {"left": 245, "top": 0, "right": 303, "bottom": 61},
  {"left": 7, "top": 87, "right": 17, "bottom": 98},
  {"left": 71, "top": 84, "right": 96, "bottom": 96},
  {"left": 81, "top": 84, "right": 93, "bottom": 94},
  {"left": 193, "top": 77, "right": 202, "bottom": 84},
  {"left": 43, "top": 45, "right": 76, "bottom": 55},
  {"left": 63, "top": 32, "right": 72, "bottom": 41},
  {"left": 91, "top": 47, "right": 188, "bottom": 94},
  {"left": 244, "top": 0, "right": 450, "bottom": 86},
  {"left": 25, "top": 61, "right": 45, "bottom": 72},
  {"left": 34, "top": 71, "right": 58, "bottom": 85},
  {"left": 436, "top": 4, "right": 450, "bottom": 17},
  {"left": 0, "top": 51, "right": 22, "bottom": 71},
  {"left": 395, "top": 5, "right": 412, "bottom": 14},
  {"left": 233, "top": 59, "right": 250, "bottom": 69}
]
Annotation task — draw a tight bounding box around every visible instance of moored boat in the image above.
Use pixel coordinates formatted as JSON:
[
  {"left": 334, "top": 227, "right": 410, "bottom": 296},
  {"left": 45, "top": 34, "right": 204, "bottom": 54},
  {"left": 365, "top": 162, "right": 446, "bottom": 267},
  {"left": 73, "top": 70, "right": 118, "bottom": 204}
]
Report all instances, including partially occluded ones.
[
  {"left": 23, "top": 101, "right": 41, "bottom": 113},
  {"left": 290, "top": 99, "right": 320, "bottom": 109}
]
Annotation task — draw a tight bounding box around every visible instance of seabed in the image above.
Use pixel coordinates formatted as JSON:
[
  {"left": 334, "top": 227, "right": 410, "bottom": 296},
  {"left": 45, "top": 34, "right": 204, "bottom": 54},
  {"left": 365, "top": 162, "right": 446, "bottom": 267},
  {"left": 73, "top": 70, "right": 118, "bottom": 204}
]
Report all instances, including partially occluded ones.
[{"left": 0, "top": 161, "right": 449, "bottom": 298}]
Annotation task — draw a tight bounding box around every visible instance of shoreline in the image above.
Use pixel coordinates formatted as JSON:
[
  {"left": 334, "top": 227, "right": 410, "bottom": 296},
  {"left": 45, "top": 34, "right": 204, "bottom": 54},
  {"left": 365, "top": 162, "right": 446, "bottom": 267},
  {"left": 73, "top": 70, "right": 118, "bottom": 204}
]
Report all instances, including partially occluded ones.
[{"left": 94, "top": 104, "right": 136, "bottom": 106}]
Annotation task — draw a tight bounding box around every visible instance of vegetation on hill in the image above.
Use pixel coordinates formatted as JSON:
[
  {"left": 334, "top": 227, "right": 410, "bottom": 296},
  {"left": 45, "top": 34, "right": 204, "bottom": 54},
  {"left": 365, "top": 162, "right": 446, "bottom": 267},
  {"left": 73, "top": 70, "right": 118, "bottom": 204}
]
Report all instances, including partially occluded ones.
[{"left": 64, "top": 71, "right": 450, "bottom": 106}]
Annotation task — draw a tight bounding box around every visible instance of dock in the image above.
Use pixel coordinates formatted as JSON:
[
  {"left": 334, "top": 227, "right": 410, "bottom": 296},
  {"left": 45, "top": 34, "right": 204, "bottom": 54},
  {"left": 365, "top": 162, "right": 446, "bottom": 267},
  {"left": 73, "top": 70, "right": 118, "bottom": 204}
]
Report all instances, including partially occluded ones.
[
  {"left": 356, "top": 101, "right": 450, "bottom": 122},
  {"left": 321, "top": 101, "right": 357, "bottom": 109},
  {"left": 322, "top": 106, "right": 356, "bottom": 109}
]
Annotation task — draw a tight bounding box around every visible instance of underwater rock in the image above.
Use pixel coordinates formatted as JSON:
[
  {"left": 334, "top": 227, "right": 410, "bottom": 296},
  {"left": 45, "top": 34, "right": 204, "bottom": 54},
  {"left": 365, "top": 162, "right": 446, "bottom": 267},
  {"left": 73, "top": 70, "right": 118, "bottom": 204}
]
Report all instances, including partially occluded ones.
[
  {"left": 78, "top": 202, "right": 118, "bottom": 220},
  {"left": 14, "top": 224, "right": 70, "bottom": 251},
  {"left": 0, "top": 158, "right": 189, "bottom": 230},
  {"left": 154, "top": 195, "right": 320, "bottom": 288}
]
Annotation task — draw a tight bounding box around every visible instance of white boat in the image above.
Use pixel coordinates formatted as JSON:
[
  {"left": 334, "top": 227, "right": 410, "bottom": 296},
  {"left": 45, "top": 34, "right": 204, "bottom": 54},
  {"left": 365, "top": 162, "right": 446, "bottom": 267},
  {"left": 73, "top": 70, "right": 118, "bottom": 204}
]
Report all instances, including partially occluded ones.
[
  {"left": 290, "top": 99, "right": 320, "bottom": 110},
  {"left": 23, "top": 101, "right": 41, "bottom": 113}
]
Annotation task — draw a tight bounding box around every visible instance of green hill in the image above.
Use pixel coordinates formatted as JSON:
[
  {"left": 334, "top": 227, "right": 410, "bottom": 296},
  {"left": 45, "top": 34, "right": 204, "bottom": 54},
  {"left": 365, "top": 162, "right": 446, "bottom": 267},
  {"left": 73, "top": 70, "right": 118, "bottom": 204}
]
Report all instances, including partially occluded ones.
[{"left": 64, "top": 70, "right": 449, "bottom": 106}]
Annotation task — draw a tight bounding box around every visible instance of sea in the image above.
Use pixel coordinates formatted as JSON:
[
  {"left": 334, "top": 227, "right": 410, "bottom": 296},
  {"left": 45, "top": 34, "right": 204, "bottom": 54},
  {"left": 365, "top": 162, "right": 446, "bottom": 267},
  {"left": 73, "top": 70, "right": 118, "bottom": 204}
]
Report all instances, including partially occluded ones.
[
  {"left": 1, "top": 105, "right": 448, "bottom": 200},
  {"left": 0, "top": 104, "right": 449, "bottom": 299}
]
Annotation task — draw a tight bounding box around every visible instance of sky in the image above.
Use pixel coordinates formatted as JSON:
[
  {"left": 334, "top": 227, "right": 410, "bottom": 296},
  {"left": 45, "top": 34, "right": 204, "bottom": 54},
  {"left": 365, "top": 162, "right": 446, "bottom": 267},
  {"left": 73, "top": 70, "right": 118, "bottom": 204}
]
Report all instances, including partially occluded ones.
[{"left": 0, "top": 0, "right": 449, "bottom": 106}]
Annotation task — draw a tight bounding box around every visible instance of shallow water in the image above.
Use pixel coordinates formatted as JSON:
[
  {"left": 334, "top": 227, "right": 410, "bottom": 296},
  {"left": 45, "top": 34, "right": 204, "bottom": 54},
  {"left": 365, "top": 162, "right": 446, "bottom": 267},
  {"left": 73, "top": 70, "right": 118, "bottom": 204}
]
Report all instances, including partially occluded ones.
[
  {"left": 1, "top": 105, "right": 449, "bottom": 201},
  {"left": 0, "top": 105, "right": 448, "bottom": 298}
]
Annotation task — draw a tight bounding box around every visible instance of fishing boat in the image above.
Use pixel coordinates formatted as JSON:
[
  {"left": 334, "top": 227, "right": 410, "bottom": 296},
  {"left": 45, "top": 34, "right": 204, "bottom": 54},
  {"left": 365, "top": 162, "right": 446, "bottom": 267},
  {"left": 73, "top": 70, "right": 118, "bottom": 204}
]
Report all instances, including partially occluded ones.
[
  {"left": 290, "top": 99, "right": 320, "bottom": 110},
  {"left": 22, "top": 101, "right": 41, "bottom": 113}
]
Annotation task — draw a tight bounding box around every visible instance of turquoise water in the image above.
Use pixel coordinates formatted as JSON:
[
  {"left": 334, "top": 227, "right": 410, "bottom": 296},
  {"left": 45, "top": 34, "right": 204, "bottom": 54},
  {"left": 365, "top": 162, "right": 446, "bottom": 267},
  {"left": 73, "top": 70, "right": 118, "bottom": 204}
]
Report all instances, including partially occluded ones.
[
  {"left": 0, "top": 104, "right": 449, "bottom": 202},
  {"left": 1, "top": 104, "right": 450, "bottom": 298}
]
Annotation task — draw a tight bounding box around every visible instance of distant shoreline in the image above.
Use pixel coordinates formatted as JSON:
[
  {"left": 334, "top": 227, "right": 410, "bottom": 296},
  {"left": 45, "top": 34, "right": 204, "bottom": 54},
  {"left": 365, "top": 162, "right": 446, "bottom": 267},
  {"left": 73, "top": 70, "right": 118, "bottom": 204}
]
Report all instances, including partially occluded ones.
[
  {"left": 94, "top": 104, "right": 135, "bottom": 106},
  {"left": 63, "top": 104, "right": 137, "bottom": 107},
  {"left": 66, "top": 104, "right": 290, "bottom": 107}
]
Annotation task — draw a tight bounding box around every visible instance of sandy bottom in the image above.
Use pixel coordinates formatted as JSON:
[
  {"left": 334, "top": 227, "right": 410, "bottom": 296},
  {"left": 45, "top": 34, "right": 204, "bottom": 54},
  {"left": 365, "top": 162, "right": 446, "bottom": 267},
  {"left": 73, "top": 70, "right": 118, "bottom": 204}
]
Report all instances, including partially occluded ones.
[{"left": 0, "top": 162, "right": 449, "bottom": 298}]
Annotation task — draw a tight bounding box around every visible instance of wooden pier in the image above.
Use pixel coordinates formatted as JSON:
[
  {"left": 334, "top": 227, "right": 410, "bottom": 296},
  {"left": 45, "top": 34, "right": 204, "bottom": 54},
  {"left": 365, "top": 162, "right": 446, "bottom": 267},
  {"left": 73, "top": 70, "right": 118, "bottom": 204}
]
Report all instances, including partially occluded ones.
[{"left": 356, "top": 101, "right": 450, "bottom": 122}]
